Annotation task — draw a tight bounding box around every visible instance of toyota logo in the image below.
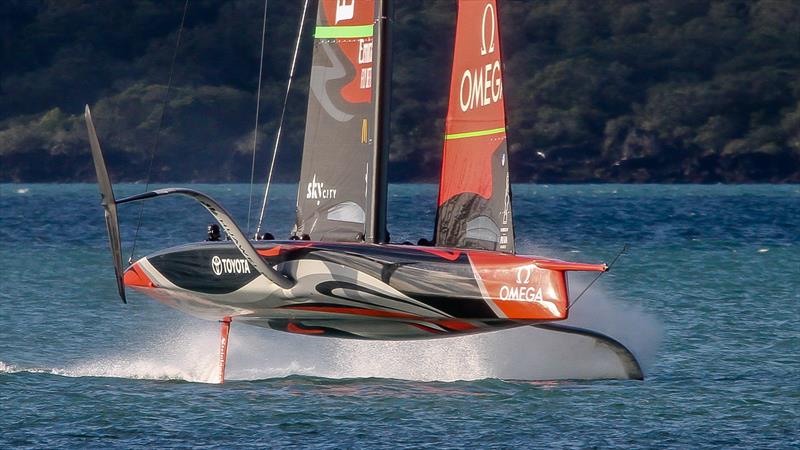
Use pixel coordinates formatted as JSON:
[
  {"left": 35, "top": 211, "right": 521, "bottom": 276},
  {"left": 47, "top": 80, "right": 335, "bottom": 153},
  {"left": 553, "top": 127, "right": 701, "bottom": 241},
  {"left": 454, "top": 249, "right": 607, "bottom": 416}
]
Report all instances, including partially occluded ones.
[{"left": 211, "top": 255, "right": 223, "bottom": 276}]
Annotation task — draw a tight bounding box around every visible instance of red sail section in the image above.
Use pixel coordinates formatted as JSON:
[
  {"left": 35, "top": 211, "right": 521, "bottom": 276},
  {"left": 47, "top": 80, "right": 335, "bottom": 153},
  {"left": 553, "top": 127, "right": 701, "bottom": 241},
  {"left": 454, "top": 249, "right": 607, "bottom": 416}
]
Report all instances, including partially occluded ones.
[
  {"left": 436, "top": 0, "right": 514, "bottom": 253},
  {"left": 320, "top": 1, "right": 374, "bottom": 105}
]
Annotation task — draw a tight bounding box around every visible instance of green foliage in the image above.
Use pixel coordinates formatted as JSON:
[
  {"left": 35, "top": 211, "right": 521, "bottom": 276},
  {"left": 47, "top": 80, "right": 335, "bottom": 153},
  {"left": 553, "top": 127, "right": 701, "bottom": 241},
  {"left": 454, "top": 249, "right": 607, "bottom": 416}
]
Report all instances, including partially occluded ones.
[{"left": 1, "top": 0, "right": 798, "bottom": 182}]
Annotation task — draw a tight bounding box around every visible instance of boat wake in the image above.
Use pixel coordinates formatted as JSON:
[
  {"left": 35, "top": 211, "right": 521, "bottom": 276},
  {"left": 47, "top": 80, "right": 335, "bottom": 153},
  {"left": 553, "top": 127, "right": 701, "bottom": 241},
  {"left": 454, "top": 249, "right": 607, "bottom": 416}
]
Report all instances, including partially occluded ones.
[{"left": 1, "top": 286, "right": 660, "bottom": 384}]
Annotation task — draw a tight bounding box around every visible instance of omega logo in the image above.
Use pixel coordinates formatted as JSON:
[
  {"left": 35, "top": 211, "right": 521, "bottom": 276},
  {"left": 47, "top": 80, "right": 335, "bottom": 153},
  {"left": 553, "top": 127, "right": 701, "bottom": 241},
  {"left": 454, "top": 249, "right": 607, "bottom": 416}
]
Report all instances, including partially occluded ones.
[{"left": 458, "top": 2, "right": 502, "bottom": 113}]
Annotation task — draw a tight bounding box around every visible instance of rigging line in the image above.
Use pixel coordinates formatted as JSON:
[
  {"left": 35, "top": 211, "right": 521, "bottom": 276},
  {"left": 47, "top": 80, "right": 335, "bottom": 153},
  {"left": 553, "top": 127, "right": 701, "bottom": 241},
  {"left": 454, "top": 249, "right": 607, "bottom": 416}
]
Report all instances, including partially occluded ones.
[
  {"left": 255, "top": 0, "right": 311, "bottom": 238},
  {"left": 567, "top": 244, "right": 629, "bottom": 312},
  {"left": 247, "top": 0, "right": 270, "bottom": 235},
  {"left": 128, "top": 0, "right": 190, "bottom": 264}
]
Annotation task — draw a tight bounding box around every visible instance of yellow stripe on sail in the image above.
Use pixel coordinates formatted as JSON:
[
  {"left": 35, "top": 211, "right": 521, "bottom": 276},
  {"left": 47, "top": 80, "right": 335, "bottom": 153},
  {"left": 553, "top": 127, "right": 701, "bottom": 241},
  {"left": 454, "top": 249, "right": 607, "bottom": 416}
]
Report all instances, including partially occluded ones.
[
  {"left": 315, "top": 25, "right": 374, "bottom": 39},
  {"left": 445, "top": 127, "right": 506, "bottom": 140}
]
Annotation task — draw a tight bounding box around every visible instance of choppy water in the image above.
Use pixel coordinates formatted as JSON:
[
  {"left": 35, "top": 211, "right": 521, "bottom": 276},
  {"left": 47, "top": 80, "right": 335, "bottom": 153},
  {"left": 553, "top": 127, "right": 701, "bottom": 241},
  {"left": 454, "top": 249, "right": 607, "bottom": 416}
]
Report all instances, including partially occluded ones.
[{"left": 0, "top": 184, "right": 797, "bottom": 448}]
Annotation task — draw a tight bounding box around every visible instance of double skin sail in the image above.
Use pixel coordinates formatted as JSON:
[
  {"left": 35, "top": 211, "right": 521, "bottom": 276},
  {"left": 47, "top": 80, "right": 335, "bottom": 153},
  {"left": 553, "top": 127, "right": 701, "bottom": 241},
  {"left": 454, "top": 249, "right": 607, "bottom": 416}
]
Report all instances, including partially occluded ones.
[{"left": 293, "top": 0, "right": 390, "bottom": 243}]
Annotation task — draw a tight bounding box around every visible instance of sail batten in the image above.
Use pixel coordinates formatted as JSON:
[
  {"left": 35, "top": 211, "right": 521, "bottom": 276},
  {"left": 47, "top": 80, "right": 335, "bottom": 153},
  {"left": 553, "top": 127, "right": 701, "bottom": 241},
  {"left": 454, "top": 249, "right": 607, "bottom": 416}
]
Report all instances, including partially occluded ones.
[
  {"left": 435, "top": 0, "right": 515, "bottom": 253},
  {"left": 294, "top": 0, "right": 388, "bottom": 243}
]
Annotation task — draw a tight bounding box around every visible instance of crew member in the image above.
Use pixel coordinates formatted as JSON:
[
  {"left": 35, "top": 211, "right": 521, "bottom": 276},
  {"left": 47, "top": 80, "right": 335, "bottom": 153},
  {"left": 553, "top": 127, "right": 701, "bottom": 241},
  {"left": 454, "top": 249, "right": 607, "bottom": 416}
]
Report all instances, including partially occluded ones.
[{"left": 207, "top": 223, "right": 221, "bottom": 241}]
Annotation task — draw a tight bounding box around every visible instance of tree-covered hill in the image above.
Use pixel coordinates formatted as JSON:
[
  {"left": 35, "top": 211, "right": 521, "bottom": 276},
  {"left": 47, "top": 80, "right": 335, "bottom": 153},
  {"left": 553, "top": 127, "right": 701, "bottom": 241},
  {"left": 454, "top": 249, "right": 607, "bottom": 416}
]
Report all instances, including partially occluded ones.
[{"left": 1, "top": 0, "right": 798, "bottom": 183}]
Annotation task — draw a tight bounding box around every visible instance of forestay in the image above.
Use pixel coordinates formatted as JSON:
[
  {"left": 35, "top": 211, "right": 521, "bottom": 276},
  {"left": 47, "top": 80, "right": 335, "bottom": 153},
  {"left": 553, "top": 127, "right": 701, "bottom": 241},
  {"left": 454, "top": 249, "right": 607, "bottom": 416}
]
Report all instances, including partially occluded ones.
[
  {"left": 293, "top": 0, "right": 390, "bottom": 243},
  {"left": 435, "top": 0, "right": 514, "bottom": 254}
]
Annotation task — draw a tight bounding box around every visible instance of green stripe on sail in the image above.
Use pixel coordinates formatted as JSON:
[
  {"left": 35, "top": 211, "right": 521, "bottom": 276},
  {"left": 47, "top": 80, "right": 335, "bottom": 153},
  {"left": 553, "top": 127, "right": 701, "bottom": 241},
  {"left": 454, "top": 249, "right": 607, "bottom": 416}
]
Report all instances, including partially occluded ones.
[
  {"left": 315, "top": 25, "right": 374, "bottom": 39},
  {"left": 445, "top": 127, "right": 507, "bottom": 140}
]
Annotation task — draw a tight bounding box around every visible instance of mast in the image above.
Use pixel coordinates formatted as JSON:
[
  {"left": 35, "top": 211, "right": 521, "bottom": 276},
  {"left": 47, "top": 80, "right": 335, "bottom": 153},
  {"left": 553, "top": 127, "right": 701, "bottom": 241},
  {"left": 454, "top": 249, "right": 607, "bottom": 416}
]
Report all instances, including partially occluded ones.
[{"left": 368, "top": 0, "right": 391, "bottom": 243}]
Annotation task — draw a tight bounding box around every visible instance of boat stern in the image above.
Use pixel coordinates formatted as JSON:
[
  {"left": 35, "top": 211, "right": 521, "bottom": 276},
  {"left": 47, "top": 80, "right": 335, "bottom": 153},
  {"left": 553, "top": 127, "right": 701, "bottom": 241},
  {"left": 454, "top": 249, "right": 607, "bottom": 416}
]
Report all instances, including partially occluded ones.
[{"left": 468, "top": 252, "right": 606, "bottom": 321}]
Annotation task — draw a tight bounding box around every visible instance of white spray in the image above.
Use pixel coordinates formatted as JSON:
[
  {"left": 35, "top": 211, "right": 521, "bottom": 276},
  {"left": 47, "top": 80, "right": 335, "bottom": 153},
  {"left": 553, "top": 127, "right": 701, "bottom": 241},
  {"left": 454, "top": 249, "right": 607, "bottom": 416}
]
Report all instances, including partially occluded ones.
[{"left": 1, "top": 285, "right": 660, "bottom": 383}]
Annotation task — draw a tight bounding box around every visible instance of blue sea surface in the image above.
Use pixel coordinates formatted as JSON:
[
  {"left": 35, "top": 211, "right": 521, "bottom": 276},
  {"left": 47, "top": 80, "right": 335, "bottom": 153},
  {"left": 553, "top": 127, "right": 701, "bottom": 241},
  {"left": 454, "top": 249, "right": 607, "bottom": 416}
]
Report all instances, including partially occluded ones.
[{"left": 0, "top": 184, "right": 798, "bottom": 448}]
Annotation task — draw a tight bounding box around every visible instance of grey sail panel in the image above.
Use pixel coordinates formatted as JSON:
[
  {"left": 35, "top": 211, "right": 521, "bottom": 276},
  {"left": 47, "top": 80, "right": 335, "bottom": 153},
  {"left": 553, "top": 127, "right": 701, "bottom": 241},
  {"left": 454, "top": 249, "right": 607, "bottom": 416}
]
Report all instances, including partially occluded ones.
[{"left": 294, "top": 0, "right": 385, "bottom": 242}]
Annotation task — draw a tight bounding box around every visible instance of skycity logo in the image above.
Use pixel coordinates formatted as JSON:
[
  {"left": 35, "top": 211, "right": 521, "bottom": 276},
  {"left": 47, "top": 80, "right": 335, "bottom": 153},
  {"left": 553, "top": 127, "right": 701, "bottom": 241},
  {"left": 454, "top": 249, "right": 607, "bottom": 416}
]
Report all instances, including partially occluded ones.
[
  {"left": 335, "top": 0, "right": 355, "bottom": 24},
  {"left": 306, "top": 174, "right": 337, "bottom": 205},
  {"left": 211, "top": 255, "right": 252, "bottom": 276}
]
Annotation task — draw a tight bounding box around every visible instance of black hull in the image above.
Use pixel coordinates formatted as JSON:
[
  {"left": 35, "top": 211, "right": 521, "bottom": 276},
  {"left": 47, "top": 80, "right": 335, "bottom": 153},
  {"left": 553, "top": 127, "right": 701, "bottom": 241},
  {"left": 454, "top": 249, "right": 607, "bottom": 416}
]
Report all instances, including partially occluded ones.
[{"left": 125, "top": 241, "right": 600, "bottom": 340}]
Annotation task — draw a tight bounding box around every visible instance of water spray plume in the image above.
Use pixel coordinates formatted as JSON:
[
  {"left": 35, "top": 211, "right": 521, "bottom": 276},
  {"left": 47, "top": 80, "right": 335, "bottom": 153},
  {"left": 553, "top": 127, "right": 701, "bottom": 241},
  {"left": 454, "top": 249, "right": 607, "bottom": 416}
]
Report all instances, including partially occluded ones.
[{"left": 1, "top": 286, "right": 660, "bottom": 383}]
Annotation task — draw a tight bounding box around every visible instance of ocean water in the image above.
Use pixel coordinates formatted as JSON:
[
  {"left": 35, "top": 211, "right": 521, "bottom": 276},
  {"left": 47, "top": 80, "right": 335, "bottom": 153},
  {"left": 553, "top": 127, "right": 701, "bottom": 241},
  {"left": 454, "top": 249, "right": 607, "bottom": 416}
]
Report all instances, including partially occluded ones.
[{"left": 0, "top": 183, "right": 797, "bottom": 448}]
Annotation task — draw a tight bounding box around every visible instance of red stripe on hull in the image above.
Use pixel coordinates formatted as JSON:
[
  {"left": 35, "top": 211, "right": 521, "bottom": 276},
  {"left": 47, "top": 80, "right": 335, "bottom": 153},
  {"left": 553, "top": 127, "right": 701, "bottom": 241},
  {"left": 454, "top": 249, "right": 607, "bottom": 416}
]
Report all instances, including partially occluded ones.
[
  {"left": 437, "top": 319, "right": 478, "bottom": 331},
  {"left": 257, "top": 242, "right": 314, "bottom": 257},
  {"left": 287, "top": 322, "right": 325, "bottom": 335},
  {"left": 418, "top": 248, "right": 462, "bottom": 261}
]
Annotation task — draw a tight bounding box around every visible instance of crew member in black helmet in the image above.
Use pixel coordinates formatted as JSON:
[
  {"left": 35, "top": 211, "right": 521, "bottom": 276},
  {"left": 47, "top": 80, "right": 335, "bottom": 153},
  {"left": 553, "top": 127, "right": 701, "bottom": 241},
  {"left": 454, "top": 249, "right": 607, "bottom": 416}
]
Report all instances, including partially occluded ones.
[{"left": 207, "top": 223, "right": 221, "bottom": 241}]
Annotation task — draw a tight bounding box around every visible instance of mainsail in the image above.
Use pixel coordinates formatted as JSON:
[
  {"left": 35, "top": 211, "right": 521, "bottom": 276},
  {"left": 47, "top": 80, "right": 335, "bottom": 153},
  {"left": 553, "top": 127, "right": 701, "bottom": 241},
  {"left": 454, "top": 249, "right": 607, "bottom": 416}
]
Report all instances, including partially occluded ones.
[
  {"left": 294, "top": 0, "right": 390, "bottom": 243},
  {"left": 435, "top": 0, "right": 514, "bottom": 253}
]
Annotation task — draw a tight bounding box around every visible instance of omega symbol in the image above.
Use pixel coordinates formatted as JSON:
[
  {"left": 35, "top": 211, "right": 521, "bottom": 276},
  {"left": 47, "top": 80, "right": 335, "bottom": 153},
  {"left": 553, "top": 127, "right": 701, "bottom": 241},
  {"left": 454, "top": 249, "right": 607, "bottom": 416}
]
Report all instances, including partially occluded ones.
[
  {"left": 481, "top": 3, "right": 496, "bottom": 56},
  {"left": 515, "top": 264, "right": 533, "bottom": 284}
]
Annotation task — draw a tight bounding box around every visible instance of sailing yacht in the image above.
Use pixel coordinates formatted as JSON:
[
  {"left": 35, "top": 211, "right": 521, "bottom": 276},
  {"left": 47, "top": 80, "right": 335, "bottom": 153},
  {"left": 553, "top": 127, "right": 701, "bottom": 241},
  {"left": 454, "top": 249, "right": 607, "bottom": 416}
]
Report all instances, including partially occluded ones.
[{"left": 87, "top": 0, "right": 643, "bottom": 382}]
